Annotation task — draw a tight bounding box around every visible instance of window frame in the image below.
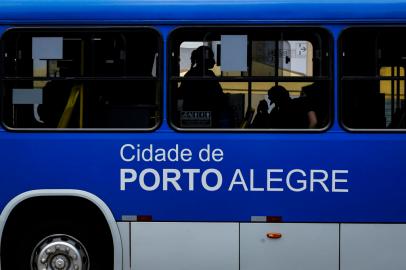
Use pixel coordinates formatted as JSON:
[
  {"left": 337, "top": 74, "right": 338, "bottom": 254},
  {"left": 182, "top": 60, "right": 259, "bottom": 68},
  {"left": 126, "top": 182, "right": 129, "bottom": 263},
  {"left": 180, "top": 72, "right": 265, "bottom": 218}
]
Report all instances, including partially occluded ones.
[
  {"left": 0, "top": 26, "right": 163, "bottom": 132},
  {"left": 167, "top": 26, "right": 334, "bottom": 133},
  {"left": 339, "top": 26, "right": 406, "bottom": 132}
]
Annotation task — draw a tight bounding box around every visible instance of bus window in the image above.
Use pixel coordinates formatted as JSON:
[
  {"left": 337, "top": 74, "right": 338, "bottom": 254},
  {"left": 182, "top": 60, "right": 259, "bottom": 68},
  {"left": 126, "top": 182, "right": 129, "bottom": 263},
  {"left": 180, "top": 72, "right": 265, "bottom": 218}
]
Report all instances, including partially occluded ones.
[
  {"left": 1, "top": 28, "right": 161, "bottom": 130},
  {"left": 340, "top": 28, "right": 406, "bottom": 130},
  {"left": 169, "top": 27, "right": 332, "bottom": 130}
]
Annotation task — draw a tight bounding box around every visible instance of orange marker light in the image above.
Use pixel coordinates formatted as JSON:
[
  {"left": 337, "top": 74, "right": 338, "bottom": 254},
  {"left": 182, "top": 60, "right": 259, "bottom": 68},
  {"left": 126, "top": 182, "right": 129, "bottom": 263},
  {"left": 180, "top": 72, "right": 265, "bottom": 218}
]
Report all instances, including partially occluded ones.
[{"left": 266, "top": 232, "right": 282, "bottom": 239}]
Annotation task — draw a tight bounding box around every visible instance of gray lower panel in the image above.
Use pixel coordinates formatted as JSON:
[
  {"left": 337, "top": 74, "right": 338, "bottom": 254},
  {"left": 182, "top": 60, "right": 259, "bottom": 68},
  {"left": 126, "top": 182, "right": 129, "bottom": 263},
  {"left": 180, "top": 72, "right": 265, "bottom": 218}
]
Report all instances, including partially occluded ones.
[
  {"left": 341, "top": 224, "right": 406, "bottom": 270},
  {"left": 131, "top": 222, "right": 239, "bottom": 270},
  {"left": 240, "top": 223, "right": 339, "bottom": 270}
]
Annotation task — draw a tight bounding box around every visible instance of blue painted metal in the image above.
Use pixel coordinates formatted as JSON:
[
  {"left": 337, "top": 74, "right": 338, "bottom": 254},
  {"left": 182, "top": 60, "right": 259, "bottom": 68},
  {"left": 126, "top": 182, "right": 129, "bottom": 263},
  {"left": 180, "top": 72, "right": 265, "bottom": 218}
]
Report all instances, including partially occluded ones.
[
  {"left": 0, "top": 131, "right": 405, "bottom": 222},
  {"left": 0, "top": 0, "right": 406, "bottom": 24},
  {"left": 0, "top": 2, "right": 405, "bottom": 223}
]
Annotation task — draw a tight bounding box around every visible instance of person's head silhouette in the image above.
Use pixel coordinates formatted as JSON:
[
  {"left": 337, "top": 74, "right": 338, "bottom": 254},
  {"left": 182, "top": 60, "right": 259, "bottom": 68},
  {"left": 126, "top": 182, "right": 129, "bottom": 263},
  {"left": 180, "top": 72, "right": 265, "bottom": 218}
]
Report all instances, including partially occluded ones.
[
  {"left": 257, "top": 99, "right": 269, "bottom": 114},
  {"left": 191, "top": 46, "right": 215, "bottom": 70},
  {"left": 268, "top": 85, "right": 290, "bottom": 107}
]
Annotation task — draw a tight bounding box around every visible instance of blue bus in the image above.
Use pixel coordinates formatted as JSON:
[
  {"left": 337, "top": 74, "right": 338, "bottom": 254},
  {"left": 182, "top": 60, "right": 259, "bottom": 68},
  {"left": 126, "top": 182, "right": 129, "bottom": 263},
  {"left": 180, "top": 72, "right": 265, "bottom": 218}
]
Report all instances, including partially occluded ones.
[{"left": 1, "top": 0, "right": 406, "bottom": 269}]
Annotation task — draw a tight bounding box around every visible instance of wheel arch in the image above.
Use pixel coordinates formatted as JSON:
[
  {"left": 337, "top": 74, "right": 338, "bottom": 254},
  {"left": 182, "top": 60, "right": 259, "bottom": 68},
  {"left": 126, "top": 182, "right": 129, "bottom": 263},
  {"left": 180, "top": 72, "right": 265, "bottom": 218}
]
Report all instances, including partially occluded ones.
[{"left": 0, "top": 189, "right": 123, "bottom": 270}]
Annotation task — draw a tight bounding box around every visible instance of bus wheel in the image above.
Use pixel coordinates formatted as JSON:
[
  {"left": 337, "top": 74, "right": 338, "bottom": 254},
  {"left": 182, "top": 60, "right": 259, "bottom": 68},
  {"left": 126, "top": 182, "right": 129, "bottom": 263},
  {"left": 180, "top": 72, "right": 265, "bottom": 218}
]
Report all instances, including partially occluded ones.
[
  {"left": 1, "top": 197, "right": 114, "bottom": 270},
  {"left": 31, "top": 234, "right": 89, "bottom": 270}
]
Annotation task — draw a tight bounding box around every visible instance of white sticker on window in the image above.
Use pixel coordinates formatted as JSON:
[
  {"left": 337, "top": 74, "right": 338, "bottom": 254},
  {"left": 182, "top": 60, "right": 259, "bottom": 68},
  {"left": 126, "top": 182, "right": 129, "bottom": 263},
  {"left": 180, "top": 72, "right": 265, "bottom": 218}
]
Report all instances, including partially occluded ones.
[
  {"left": 32, "top": 37, "right": 63, "bottom": 60},
  {"left": 12, "top": 89, "right": 43, "bottom": 104},
  {"left": 220, "top": 35, "right": 248, "bottom": 72}
]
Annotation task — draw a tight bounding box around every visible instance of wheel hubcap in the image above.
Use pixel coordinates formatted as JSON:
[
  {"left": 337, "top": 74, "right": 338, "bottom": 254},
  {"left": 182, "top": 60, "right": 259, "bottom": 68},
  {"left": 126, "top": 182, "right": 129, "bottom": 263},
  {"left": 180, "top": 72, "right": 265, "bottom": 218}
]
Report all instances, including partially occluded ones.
[{"left": 31, "top": 234, "right": 89, "bottom": 270}]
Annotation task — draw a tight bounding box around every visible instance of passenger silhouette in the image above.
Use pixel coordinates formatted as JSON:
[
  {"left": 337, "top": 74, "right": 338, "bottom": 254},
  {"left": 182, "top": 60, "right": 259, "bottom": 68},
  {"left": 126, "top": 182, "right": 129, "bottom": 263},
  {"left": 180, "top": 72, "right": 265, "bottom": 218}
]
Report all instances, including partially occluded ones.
[
  {"left": 389, "top": 108, "right": 406, "bottom": 128},
  {"left": 295, "top": 87, "right": 318, "bottom": 128},
  {"left": 41, "top": 78, "right": 74, "bottom": 128},
  {"left": 252, "top": 99, "right": 270, "bottom": 128},
  {"left": 267, "top": 85, "right": 291, "bottom": 128},
  {"left": 300, "top": 83, "right": 324, "bottom": 128},
  {"left": 267, "top": 85, "right": 317, "bottom": 128},
  {"left": 179, "top": 46, "right": 227, "bottom": 127}
]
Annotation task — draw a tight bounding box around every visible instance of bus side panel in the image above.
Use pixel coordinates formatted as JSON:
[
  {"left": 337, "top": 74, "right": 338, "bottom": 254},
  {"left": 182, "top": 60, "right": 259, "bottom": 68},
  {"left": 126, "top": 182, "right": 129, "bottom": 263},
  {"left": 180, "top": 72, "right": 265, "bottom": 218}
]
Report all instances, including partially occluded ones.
[
  {"left": 341, "top": 224, "right": 406, "bottom": 270},
  {"left": 131, "top": 222, "right": 239, "bottom": 270},
  {"left": 0, "top": 134, "right": 406, "bottom": 222},
  {"left": 241, "top": 223, "right": 339, "bottom": 270}
]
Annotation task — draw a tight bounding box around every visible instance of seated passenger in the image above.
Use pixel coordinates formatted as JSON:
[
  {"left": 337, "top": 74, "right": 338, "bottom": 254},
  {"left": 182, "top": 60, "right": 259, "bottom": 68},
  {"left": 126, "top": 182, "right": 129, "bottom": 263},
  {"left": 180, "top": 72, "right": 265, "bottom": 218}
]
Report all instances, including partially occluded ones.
[
  {"left": 251, "top": 99, "right": 270, "bottom": 128},
  {"left": 389, "top": 108, "right": 406, "bottom": 128},
  {"left": 41, "top": 80, "right": 74, "bottom": 128},
  {"left": 267, "top": 85, "right": 292, "bottom": 128},
  {"left": 295, "top": 87, "right": 318, "bottom": 128},
  {"left": 267, "top": 85, "right": 317, "bottom": 129},
  {"left": 300, "top": 83, "right": 325, "bottom": 128},
  {"left": 179, "top": 46, "right": 228, "bottom": 127}
]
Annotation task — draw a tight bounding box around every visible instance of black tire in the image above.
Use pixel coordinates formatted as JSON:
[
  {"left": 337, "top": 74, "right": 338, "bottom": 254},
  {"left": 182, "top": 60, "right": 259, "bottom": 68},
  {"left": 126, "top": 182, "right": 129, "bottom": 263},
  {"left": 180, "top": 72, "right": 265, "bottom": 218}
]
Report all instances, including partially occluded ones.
[{"left": 1, "top": 197, "right": 114, "bottom": 270}]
